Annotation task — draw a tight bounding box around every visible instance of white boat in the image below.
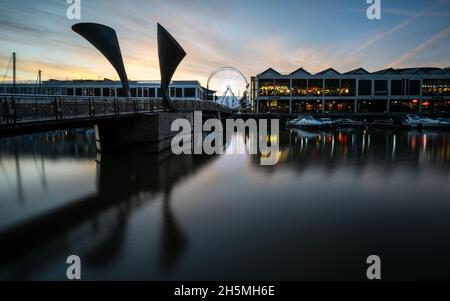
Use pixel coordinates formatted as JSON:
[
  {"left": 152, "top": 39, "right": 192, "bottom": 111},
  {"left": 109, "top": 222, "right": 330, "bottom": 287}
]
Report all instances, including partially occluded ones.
[
  {"left": 437, "top": 118, "right": 450, "bottom": 124},
  {"left": 403, "top": 115, "right": 423, "bottom": 128},
  {"left": 287, "top": 118, "right": 301, "bottom": 127},
  {"left": 336, "top": 118, "right": 364, "bottom": 128},
  {"left": 295, "top": 116, "right": 324, "bottom": 129},
  {"left": 421, "top": 117, "right": 440, "bottom": 125},
  {"left": 318, "top": 118, "right": 336, "bottom": 128},
  {"left": 421, "top": 117, "right": 450, "bottom": 129},
  {"left": 371, "top": 119, "right": 395, "bottom": 129},
  {"left": 401, "top": 115, "right": 450, "bottom": 129},
  {"left": 336, "top": 118, "right": 361, "bottom": 125}
]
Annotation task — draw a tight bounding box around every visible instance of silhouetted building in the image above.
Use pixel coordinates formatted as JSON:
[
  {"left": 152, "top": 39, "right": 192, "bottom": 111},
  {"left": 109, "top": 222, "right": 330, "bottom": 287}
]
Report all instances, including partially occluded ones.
[{"left": 0, "top": 79, "right": 206, "bottom": 100}]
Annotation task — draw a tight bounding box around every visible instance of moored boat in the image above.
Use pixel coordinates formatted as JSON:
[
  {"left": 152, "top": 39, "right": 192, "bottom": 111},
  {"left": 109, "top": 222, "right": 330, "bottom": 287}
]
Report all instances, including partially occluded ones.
[
  {"left": 295, "top": 115, "right": 329, "bottom": 129},
  {"left": 287, "top": 118, "right": 301, "bottom": 127},
  {"left": 420, "top": 117, "right": 450, "bottom": 129},
  {"left": 370, "top": 119, "right": 397, "bottom": 129},
  {"left": 318, "top": 118, "right": 336, "bottom": 128},
  {"left": 402, "top": 115, "right": 422, "bottom": 128},
  {"left": 336, "top": 118, "right": 364, "bottom": 128},
  {"left": 295, "top": 116, "right": 323, "bottom": 129}
]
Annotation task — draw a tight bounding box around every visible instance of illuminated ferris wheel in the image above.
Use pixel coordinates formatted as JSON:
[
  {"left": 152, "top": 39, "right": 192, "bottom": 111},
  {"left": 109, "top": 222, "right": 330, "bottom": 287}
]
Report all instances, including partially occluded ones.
[{"left": 207, "top": 67, "right": 248, "bottom": 108}]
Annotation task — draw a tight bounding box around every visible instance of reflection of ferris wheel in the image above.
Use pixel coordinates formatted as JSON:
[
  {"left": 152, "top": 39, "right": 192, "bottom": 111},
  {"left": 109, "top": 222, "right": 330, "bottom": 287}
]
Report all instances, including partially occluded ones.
[{"left": 207, "top": 67, "right": 248, "bottom": 108}]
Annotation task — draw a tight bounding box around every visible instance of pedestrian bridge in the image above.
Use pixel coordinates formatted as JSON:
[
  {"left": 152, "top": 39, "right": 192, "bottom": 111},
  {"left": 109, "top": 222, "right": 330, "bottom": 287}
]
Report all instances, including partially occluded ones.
[
  {"left": 0, "top": 22, "right": 236, "bottom": 150},
  {"left": 0, "top": 94, "right": 233, "bottom": 151}
]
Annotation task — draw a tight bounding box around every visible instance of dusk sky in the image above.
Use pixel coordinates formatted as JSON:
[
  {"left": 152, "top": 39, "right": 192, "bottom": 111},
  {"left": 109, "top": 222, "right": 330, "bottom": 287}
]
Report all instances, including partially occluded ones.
[{"left": 1, "top": 0, "right": 450, "bottom": 85}]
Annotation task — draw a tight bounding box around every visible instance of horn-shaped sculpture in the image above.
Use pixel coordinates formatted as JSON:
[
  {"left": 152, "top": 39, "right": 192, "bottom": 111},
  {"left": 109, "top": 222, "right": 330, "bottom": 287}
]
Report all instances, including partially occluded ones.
[
  {"left": 157, "top": 23, "right": 187, "bottom": 111},
  {"left": 72, "top": 23, "right": 131, "bottom": 97}
]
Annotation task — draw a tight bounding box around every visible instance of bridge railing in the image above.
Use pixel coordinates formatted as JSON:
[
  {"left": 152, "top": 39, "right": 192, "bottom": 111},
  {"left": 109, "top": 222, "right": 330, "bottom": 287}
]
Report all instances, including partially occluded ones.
[{"left": 0, "top": 94, "right": 230, "bottom": 125}]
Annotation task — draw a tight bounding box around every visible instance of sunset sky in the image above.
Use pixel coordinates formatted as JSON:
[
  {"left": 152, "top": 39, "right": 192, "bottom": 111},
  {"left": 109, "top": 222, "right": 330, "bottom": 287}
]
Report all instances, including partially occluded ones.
[{"left": 1, "top": 0, "right": 450, "bottom": 85}]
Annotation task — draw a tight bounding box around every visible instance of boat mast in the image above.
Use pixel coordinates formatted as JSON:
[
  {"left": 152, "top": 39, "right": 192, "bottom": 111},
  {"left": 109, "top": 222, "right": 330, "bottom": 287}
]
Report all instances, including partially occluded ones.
[
  {"left": 12, "top": 52, "right": 16, "bottom": 93},
  {"left": 37, "top": 69, "right": 42, "bottom": 94}
]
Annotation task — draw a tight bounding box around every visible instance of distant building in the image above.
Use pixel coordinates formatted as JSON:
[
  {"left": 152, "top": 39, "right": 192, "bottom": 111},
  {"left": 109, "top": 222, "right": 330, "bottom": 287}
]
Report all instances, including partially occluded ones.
[
  {"left": 250, "top": 67, "right": 450, "bottom": 113},
  {"left": 0, "top": 79, "right": 207, "bottom": 101}
]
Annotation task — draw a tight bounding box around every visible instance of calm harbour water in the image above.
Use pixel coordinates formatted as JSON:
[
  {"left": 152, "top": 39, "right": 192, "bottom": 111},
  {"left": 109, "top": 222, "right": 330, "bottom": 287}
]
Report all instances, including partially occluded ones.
[{"left": 1, "top": 127, "right": 450, "bottom": 281}]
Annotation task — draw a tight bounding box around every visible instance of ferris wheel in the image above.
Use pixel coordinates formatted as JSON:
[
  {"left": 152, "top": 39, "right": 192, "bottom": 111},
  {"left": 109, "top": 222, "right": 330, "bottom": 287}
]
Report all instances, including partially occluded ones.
[{"left": 207, "top": 67, "right": 249, "bottom": 108}]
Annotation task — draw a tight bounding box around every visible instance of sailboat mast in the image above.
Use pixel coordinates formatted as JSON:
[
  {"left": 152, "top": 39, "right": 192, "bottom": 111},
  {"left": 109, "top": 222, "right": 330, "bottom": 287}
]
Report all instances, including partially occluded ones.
[{"left": 12, "top": 52, "right": 16, "bottom": 93}]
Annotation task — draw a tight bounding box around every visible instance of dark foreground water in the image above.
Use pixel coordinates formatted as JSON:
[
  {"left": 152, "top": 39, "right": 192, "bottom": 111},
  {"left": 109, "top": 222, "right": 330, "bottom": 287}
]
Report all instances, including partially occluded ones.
[{"left": 1, "top": 127, "right": 450, "bottom": 281}]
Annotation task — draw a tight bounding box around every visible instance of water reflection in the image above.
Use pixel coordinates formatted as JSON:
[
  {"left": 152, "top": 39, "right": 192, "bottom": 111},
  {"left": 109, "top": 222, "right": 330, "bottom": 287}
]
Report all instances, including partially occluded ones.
[
  {"left": 0, "top": 128, "right": 450, "bottom": 280},
  {"left": 250, "top": 128, "right": 450, "bottom": 170},
  {"left": 0, "top": 130, "right": 97, "bottom": 229},
  {"left": 0, "top": 131, "right": 215, "bottom": 280}
]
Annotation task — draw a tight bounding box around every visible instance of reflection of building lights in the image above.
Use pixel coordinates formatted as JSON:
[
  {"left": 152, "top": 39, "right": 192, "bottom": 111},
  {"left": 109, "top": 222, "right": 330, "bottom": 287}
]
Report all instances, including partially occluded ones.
[
  {"left": 261, "top": 150, "right": 282, "bottom": 163},
  {"left": 423, "top": 101, "right": 430, "bottom": 107},
  {"left": 422, "top": 134, "right": 427, "bottom": 151},
  {"left": 411, "top": 136, "right": 417, "bottom": 151},
  {"left": 392, "top": 134, "right": 397, "bottom": 157},
  {"left": 337, "top": 132, "right": 348, "bottom": 144},
  {"left": 266, "top": 135, "right": 278, "bottom": 144},
  {"left": 331, "top": 136, "right": 335, "bottom": 154}
]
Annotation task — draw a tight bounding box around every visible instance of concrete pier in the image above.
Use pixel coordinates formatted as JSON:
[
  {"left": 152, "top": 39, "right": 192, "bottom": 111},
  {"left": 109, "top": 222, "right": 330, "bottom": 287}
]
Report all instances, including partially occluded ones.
[{"left": 95, "top": 112, "right": 194, "bottom": 153}]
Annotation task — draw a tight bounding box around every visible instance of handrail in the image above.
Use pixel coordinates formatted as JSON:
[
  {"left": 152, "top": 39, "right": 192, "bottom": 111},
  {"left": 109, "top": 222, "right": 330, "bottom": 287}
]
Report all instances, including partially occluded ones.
[{"left": 0, "top": 95, "right": 231, "bottom": 126}]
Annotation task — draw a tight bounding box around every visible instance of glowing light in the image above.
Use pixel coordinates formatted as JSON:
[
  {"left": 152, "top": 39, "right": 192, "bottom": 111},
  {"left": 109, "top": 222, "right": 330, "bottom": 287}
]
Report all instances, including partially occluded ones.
[
  {"left": 422, "top": 134, "right": 428, "bottom": 151},
  {"left": 208, "top": 67, "right": 247, "bottom": 99},
  {"left": 412, "top": 99, "right": 419, "bottom": 104},
  {"left": 266, "top": 135, "right": 279, "bottom": 144}
]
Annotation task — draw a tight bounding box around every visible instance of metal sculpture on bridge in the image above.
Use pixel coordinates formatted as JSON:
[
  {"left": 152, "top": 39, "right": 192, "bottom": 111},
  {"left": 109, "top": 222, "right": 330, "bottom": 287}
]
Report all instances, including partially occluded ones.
[
  {"left": 71, "top": 22, "right": 187, "bottom": 109},
  {"left": 157, "top": 23, "right": 187, "bottom": 112},
  {"left": 72, "top": 23, "right": 131, "bottom": 97}
]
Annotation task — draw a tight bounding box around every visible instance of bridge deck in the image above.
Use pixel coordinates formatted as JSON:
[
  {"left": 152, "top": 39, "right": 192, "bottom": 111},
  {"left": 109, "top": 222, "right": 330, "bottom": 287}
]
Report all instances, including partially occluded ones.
[{"left": 0, "top": 95, "right": 232, "bottom": 137}]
